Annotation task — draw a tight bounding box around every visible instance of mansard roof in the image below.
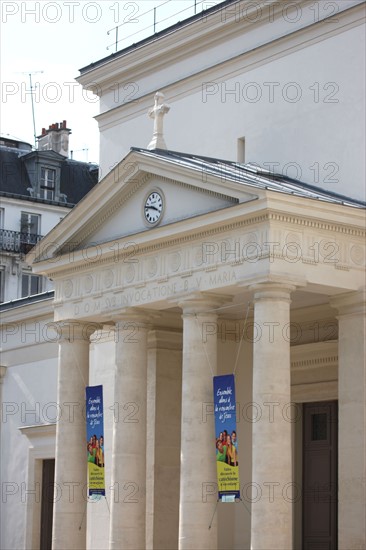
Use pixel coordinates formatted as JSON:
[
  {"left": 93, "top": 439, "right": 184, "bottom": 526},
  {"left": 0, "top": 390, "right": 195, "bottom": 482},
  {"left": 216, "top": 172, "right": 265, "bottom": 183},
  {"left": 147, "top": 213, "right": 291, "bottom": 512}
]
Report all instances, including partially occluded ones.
[{"left": 0, "top": 145, "right": 99, "bottom": 207}]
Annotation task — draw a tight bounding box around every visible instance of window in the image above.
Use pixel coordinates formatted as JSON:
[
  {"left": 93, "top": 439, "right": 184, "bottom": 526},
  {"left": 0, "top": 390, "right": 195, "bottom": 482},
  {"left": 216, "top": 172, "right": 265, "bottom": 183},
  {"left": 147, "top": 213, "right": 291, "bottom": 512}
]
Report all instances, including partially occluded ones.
[
  {"left": 21, "top": 273, "right": 42, "bottom": 297},
  {"left": 311, "top": 413, "right": 328, "bottom": 441},
  {"left": 21, "top": 212, "right": 40, "bottom": 235},
  {"left": 40, "top": 168, "right": 56, "bottom": 200}
]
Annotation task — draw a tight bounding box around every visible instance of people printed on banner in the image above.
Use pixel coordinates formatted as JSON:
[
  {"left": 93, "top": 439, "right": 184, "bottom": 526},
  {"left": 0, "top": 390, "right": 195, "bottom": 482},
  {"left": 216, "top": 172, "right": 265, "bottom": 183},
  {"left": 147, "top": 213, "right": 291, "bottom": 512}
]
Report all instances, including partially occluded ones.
[
  {"left": 216, "top": 430, "right": 238, "bottom": 465},
  {"left": 226, "top": 434, "right": 238, "bottom": 466},
  {"left": 87, "top": 443, "right": 96, "bottom": 463},
  {"left": 86, "top": 434, "right": 104, "bottom": 467}
]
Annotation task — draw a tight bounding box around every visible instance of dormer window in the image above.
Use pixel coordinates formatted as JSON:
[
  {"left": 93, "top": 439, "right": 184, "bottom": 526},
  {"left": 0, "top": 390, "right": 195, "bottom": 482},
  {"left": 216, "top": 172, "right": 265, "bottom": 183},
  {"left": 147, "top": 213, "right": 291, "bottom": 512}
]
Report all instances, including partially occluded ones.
[{"left": 41, "top": 167, "right": 56, "bottom": 200}]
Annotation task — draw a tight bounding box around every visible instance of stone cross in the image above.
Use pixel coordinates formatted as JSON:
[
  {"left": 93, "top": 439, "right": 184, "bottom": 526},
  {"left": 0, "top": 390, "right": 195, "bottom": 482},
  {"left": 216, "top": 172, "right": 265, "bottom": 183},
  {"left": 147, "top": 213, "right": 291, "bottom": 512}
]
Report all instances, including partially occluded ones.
[{"left": 147, "top": 92, "right": 170, "bottom": 150}]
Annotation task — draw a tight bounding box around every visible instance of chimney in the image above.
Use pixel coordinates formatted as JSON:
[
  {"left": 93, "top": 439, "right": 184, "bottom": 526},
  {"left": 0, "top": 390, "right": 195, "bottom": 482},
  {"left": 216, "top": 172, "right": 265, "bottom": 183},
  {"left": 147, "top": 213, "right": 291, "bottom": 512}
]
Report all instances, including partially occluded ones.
[{"left": 37, "top": 121, "right": 72, "bottom": 157}]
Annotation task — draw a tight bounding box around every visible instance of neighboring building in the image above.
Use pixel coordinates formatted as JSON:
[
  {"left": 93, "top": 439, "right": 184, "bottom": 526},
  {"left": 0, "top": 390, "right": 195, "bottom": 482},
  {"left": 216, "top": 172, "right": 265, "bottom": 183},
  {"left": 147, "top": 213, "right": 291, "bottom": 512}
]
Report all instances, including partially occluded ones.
[
  {"left": 0, "top": 2, "right": 365, "bottom": 550},
  {"left": 0, "top": 124, "right": 98, "bottom": 302}
]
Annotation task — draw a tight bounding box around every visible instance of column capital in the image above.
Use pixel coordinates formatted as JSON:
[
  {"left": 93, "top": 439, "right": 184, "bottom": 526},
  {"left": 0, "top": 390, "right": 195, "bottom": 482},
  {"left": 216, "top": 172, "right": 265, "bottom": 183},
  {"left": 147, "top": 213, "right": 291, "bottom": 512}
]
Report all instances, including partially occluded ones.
[
  {"left": 178, "top": 291, "right": 231, "bottom": 316},
  {"left": 330, "top": 287, "right": 366, "bottom": 317},
  {"left": 250, "top": 282, "right": 296, "bottom": 303},
  {"left": 55, "top": 320, "right": 102, "bottom": 342},
  {"left": 111, "top": 307, "right": 159, "bottom": 329}
]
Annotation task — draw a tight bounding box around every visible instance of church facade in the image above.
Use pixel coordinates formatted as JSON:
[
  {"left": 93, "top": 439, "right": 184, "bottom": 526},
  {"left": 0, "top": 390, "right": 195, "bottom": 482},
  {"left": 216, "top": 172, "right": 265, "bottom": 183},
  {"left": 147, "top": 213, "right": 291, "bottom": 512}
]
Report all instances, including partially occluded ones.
[{"left": 0, "top": 1, "right": 365, "bottom": 549}]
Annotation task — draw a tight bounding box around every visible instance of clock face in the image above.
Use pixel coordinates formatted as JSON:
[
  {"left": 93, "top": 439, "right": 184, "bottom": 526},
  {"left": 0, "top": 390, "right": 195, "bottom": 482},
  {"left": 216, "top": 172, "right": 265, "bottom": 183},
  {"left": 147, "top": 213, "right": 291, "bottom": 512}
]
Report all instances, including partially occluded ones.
[{"left": 144, "top": 190, "right": 164, "bottom": 225}]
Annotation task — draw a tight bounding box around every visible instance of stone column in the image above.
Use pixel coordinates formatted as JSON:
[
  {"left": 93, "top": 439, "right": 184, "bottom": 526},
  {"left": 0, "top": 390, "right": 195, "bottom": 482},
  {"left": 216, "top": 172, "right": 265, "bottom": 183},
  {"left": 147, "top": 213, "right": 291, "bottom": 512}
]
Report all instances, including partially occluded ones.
[
  {"left": 109, "top": 313, "right": 150, "bottom": 550},
  {"left": 52, "top": 322, "right": 95, "bottom": 550},
  {"left": 331, "top": 289, "right": 366, "bottom": 550},
  {"left": 250, "top": 283, "right": 295, "bottom": 550},
  {"left": 178, "top": 294, "right": 225, "bottom": 550}
]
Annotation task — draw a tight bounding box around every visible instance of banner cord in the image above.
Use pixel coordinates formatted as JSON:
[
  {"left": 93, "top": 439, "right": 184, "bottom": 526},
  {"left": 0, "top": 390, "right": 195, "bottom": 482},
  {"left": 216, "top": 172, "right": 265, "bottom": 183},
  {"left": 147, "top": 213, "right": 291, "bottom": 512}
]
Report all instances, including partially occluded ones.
[
  {"left": 78, "top": 501, "right": 87, "bottom": 530},
  {"left": 208, "top": 499, "right": 219, "bottom": 529},
  {"left": 238, "top": 497, "right": 251, "bottom": 515},
  {"left": 194, "top": 300, "right": 252, "bottom": 378},
  {"left": 104, "top": 495, "right": 111, "bottom": 515},
  {"left": 195, "top": 313, "right": 214, "bottom": 377},
  {"left": 233, "top": 301, "right": 252, "bottom": 375},
  {"left": 71, "top": 348, "right": 87, "bottom": 387}
]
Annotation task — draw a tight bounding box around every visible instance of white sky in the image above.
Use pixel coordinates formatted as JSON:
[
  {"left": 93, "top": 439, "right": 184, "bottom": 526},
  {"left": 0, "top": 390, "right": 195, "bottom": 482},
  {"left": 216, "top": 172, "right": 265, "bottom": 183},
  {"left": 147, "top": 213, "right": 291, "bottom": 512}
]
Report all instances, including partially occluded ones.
[{"left": 1, "top": 0, "right": 215, "bottom": 163}]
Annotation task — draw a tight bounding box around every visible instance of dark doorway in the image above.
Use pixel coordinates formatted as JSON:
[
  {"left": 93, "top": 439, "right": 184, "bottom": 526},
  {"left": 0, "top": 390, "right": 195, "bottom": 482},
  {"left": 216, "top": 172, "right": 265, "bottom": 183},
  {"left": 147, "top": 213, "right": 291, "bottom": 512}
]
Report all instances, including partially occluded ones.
[
  {"left": 40, "top": 459, "right": 55, "bottom": 550},
  {"left": 302, "top": 401, "right": 338, "bottom": 550}
]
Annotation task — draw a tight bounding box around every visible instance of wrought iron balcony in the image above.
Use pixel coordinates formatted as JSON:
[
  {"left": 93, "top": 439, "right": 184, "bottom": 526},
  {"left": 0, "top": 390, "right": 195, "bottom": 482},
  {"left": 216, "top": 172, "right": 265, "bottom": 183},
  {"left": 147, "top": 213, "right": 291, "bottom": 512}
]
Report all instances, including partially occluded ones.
[{"left": 0, "top": 229, "right": 43, "bottom": 254}]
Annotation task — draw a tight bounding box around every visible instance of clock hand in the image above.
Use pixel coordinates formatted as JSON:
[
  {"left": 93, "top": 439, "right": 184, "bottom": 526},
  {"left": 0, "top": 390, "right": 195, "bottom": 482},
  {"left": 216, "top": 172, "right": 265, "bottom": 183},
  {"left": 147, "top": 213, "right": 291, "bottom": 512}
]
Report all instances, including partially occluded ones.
[{"left": 146, "top": 205, "right": 159, "bottom": 212}]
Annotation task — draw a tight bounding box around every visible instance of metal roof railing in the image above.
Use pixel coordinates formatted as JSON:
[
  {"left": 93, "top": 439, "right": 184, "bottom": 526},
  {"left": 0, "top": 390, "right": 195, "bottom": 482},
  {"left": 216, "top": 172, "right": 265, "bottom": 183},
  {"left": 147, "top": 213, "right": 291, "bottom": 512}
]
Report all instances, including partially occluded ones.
[{"left": 106, "top": 0, "right": 227, "bottom": 52}]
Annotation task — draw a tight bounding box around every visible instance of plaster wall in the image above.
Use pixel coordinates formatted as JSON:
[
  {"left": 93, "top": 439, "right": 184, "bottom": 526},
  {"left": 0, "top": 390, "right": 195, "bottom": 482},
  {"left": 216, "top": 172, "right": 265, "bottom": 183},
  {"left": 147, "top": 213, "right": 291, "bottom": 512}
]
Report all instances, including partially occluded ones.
[
  {"left": 0, "top": 198, "right": 69, "bottom": 301},
  {"left": 1, "top": 198, "right": 69, "bottom": 235},
  {"left": 0, "top": 357, "right": 58, "bottom": 550}
]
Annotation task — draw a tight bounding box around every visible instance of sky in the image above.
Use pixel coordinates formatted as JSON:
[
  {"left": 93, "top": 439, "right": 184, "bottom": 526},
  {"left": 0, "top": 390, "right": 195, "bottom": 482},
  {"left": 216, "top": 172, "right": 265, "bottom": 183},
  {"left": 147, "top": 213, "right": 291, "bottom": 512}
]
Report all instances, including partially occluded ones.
[{"left": 1, "top": 0, "right": 216, "bottom": 163}]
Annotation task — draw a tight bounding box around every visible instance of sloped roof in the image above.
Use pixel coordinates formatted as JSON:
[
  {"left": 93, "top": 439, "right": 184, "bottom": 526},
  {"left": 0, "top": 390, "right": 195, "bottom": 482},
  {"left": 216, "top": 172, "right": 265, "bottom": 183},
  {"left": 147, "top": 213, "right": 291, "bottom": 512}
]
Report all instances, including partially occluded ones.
[
  {"left": 60, "top": 160, "right": 99, "bottom": 205},
  {"left": 132, "top": 148, "right": 366, "bottom": 209},
  {"left": 0, "top": 147, "right": 32, "bottom": 196},
  {"left": 0, "top": 146, "right": 98, "bottom": 207}
]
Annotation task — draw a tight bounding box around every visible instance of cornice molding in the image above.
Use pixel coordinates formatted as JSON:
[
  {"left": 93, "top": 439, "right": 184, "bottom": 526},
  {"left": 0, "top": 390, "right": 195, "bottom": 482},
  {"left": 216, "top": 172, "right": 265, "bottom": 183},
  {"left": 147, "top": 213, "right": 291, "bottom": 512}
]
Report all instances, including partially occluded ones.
[
  {"left": 267, "top": 210, "right": 366, "bottom": 236},
  {"left": 42, "top": 202, "right": 365, "bottom": 279},
  {"left": 330, "top": 288, "right": 366, "bottom": 317},
  {"left": 46, "top": 210, "right": 271, "bottom": 278},
  {"left": 79, "top": 1, "right": 362, "bottom": 87},
  {"left": 0, "top": 299, "right": 53, "bottom": 324},
  {"left": 90, "top": 2, "right": 364, "bottom": 129},
  {"left": 291, "top": 340, "right": 338, "bottom": 371},
  {"left": 19, "top": 423, "right": 57, "bottom": 439}
]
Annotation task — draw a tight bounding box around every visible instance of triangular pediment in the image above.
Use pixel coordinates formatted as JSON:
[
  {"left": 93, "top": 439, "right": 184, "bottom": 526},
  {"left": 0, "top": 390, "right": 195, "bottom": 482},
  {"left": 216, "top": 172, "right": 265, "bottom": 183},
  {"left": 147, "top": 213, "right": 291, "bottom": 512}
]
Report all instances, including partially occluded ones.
[
  {"left": 22, "top": 149, "right": 66, "bottom": 161},
  {"left": 82, "top": 172, "right": 244, "bottom": 247},
  {"left": 30, "top": 148, "right": 261, "bottom": 263},
  {"left": 28, "top": 147, "right": 364, "bottom": 270}
]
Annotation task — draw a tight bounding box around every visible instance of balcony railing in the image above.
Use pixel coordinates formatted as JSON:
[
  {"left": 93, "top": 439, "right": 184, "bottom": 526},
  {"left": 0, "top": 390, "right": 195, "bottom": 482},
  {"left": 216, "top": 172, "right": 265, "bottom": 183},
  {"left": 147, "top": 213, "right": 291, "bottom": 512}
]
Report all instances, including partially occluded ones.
[{"left": 0, "top": 229, "right": 43, "bottom": 254}]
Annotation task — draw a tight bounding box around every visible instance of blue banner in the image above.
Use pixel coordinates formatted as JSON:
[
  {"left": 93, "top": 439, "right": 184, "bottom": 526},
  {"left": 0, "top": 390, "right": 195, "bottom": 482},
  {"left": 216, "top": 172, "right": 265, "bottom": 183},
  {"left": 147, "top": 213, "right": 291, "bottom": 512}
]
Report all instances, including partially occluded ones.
[
  {"left": 86, "top": 385, "right": 105, "bottom": 496},
  {"left": 213, "top": 374, "right": 240, "bottom": 500}
]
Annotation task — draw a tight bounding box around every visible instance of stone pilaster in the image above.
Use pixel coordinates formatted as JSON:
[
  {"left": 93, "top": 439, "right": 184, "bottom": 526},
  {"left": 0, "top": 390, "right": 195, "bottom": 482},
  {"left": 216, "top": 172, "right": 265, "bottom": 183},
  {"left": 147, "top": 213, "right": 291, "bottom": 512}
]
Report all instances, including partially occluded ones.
[
  {"left": 250, "top": 283, "right": 295, "bottom": 550},
  {"left": 331, "top": 289, "right": 366, "bottom": 550},
  {"left": 0, "top": 366, "right": 6, "bottom": 384},
  {"left": 52, "top": 321, "right": 98, "bottom": 550},
  {"left": 147, "top": 329, "right": 182, "bottom": 550},
  {"left": 178, "top": 294, "right": 226, "bottom": 550},
  {"left": 109, "top": 312, "right": 150, "bottom": 550}
]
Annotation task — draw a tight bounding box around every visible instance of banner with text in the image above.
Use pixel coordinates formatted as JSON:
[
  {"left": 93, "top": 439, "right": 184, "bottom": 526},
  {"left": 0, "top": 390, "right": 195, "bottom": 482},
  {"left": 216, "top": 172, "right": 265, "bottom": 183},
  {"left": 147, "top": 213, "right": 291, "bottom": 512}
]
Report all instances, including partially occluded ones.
[
  {"left": 213, "top": 374, "right": 240, "bottom": 501},
  {"left": 86, "top": 385, "right": 105, "bottom": 496}
]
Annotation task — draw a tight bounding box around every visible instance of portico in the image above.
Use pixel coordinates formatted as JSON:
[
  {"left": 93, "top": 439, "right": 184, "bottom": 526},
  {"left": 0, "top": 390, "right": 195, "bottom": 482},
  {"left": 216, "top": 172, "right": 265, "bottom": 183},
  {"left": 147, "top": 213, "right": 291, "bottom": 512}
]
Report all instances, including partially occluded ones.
[{"left": 28, "top": 147, "right": 365, "bottom": 550}]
